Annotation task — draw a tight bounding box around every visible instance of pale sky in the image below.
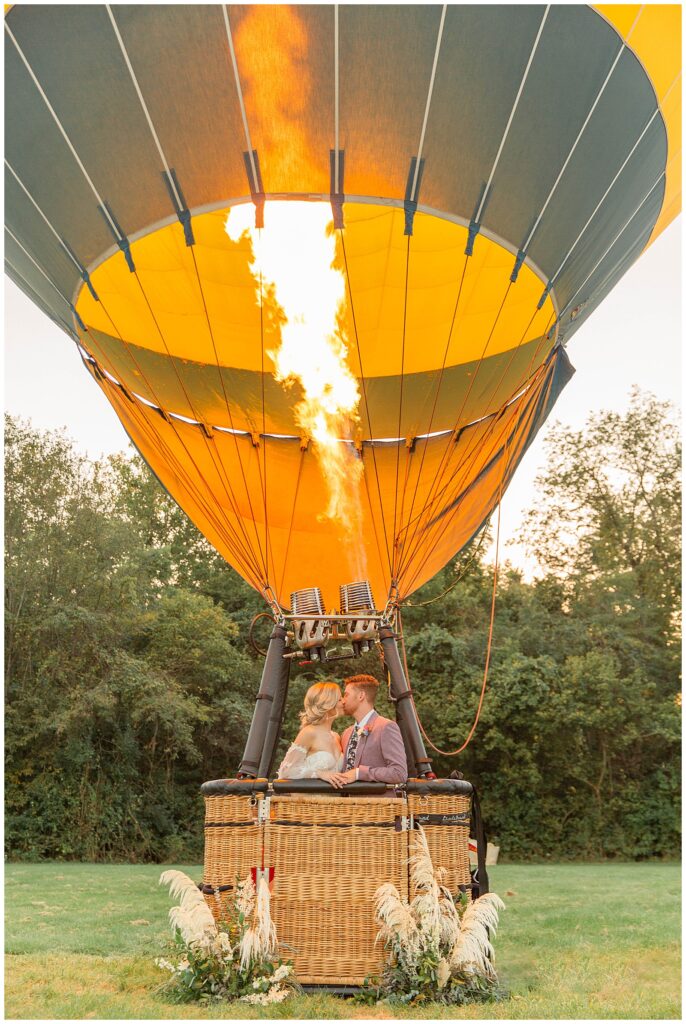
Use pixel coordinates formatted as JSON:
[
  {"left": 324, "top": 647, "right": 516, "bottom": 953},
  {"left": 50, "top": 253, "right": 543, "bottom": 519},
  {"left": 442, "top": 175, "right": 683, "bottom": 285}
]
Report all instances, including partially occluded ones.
[{"left": 4, "top": 217, "right": 681, "bottom": 575}]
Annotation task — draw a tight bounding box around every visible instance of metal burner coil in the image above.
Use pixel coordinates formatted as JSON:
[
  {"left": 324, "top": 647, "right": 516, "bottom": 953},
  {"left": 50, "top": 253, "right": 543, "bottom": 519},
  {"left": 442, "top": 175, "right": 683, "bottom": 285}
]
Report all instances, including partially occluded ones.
[
  {"left": 290, "top": 587, "right": 325, "bottom": 616},
  {"left": 339, "top": 580, "right": 376, "bottom": 614}
]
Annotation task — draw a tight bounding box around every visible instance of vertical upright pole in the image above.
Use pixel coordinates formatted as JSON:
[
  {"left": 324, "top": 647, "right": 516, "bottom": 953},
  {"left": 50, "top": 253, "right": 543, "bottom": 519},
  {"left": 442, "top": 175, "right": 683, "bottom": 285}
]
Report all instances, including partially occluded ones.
[
  {"left": 379, "top": 625, "right": 434, "bottom": 778},
  {"left": 238, "top": 624, "right": 288, "bottom": 778},
  {"left": 258, "top": 656, "right": 291, "bottom": 778}
]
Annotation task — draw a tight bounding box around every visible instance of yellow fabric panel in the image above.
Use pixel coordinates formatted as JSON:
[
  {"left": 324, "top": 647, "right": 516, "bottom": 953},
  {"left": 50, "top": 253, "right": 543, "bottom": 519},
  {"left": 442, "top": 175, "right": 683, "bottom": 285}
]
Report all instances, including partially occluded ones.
[
  {"left": 595, "top": 5, "right": 680, "bottom": 101},
  {"left": 594, "top": 5, "right": 642, "bottom": 38},
  {"left": 338, "top": 206, "right": 552, "bottom": 377},
  {"left": 365, "top": 370, "right": 547, "bottom": 595},
  {"left": 78, "top": 211, "right": 281, "bottom": 373},
  {"left": 648, "top": 70, "right": 682, "bottom": 245},
  {"left": 87, "top": 355, "right": 549, "bottom": 608},
  {"left": 595, "top": 4, "right": 681, "bottom": 246},
  {"left": 625, "top": 5, "right": 681, "bottom": 103},
  {"left": 405, "top": 378, "right": 545, "bottom": 596},
  {"left": 76, "top": 203, "right": 554, "bottom": 383},
  {"left": 94, "top": 374, "right": 390, "bottom": 607}
]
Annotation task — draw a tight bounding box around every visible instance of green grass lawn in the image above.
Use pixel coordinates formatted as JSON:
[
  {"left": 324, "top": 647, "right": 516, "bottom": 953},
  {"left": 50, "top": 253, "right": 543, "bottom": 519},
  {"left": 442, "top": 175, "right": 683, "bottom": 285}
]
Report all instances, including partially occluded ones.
[{"left": 5, "top": 862, "right": 681, "bottom": 1019}]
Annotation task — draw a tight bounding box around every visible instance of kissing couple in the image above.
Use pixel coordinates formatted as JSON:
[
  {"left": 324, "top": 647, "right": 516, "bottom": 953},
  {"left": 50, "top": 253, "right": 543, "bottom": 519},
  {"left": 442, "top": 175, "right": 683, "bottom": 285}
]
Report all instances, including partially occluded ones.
[{"left": 277, "top": 674, "right": 408, "bottom": 787}]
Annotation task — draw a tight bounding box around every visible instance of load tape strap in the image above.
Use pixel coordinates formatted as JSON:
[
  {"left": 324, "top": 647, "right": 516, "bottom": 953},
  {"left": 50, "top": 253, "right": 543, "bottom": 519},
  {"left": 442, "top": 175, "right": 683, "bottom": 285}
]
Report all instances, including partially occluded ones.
[
  {"left": 271, "top": 818, "right": 402, "bottom": 829},
  {"left": 204, "top": 820, "right": 256, "bottom": 828},
  {"left": 205, "top": 813, "right": 470, "bottom": 828},
  {"left": 200, "top": 882, "right": 234, "bottom": 894}
]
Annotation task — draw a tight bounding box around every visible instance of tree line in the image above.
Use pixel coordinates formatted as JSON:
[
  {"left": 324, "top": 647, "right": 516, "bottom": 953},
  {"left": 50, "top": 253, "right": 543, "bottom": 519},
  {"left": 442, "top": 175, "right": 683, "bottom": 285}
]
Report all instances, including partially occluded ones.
[{"left": 4, "top": 391, "right": 680, "bottom": 862}]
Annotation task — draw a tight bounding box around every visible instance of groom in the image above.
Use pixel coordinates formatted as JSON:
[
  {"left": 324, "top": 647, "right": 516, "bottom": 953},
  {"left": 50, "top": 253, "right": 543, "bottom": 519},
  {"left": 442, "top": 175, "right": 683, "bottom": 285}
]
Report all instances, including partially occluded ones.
[{"left": 325, "top": 674, "right": 408, "bottom": 788}]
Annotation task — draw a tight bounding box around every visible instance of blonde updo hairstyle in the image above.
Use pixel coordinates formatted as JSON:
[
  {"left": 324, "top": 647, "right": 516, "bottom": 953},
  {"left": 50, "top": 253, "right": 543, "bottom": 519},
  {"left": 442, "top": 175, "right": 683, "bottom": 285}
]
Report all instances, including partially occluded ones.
[{"left": 299, "top": 682, "right": 342, "bottom": 727}]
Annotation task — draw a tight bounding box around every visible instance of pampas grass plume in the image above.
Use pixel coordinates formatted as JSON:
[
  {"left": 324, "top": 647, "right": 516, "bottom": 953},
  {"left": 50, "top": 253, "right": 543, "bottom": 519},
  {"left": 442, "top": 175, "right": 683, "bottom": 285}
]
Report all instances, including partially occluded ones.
[
  {"left": 159, "top": 869, "right": 217, "bottom": 945},
  {"left": 239, "top": 877, "right": 277, "bottom": 970},
  {"left": 451, "top": 892, "right": 505, "bottom": 977}
]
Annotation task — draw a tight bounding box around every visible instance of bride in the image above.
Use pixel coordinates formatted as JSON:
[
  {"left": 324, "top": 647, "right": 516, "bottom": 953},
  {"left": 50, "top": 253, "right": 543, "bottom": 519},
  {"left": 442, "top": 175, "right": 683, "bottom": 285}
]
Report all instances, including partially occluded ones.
[{"left": 277, "top": 682, "right": 343, "bottom": 782}]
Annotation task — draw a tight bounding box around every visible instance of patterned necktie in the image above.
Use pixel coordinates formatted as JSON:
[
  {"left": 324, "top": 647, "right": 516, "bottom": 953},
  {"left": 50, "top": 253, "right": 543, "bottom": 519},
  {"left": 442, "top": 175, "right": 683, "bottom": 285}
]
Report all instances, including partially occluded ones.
[{"left": 345, "top": 727, "right": 361, "bottom": 770}]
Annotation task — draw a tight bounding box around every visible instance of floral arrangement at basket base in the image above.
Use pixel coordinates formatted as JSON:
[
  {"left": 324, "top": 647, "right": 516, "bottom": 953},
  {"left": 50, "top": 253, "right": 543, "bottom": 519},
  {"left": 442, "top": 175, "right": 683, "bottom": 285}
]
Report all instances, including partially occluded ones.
[
  {"left": 156, "top": 870, "right": 297, "bottom": 1005},
  {"left": 362, "top": 828, "right": 506, "bottom": 1006}
]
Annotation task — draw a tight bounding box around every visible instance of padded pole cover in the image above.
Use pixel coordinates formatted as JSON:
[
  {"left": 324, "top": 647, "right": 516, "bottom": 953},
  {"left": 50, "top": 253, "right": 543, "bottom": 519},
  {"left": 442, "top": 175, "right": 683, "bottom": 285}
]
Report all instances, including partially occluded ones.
[
  {"left": 258, "top": 651, "right": 291, "bottom": 778},
  {"left": 379, "top": 626, "right": 434, "bottom": 778},
  {"left": 238, "top": 624, "right": 288, "bottom": 778}
]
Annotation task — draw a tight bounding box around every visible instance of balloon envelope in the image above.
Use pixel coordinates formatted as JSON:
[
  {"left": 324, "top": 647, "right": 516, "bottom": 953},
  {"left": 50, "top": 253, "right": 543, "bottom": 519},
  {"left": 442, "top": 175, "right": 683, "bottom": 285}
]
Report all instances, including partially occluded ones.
[{"left": 4, "top": 4, "right": 680, "bottom": 609}]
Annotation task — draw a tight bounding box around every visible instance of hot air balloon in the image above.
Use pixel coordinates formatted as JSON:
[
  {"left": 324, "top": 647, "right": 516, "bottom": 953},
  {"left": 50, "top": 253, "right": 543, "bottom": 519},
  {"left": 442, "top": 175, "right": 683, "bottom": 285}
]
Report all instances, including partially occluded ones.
[{"left": 5, "top": 4, "right": 680, "bottom": 987}]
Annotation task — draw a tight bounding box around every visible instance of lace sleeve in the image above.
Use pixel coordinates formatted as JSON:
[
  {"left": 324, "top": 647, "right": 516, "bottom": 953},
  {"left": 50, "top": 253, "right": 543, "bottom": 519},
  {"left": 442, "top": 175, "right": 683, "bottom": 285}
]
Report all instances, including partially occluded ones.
[{"left": 277, "top": 744, "right": 316, "bottom": 779}]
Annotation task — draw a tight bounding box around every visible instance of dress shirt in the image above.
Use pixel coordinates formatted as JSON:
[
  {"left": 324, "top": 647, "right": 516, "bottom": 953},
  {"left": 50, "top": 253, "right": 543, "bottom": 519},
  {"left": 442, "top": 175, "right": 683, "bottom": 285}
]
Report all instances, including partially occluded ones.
[{"left": 352, "top": 709, "right": 376, "bottom": 780}]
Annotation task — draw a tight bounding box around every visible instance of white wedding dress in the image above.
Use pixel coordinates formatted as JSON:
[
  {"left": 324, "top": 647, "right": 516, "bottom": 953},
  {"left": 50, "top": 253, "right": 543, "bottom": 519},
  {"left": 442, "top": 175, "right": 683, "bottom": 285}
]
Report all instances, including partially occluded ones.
[{"left": 277, "top": 743, "right": 344, "bottom": 779}]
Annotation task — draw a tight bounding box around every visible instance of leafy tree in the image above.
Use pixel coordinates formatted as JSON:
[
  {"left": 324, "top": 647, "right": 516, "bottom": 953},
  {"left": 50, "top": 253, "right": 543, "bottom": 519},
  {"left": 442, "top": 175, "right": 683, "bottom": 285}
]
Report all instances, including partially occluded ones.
[
  {"left": 4, "top": 395, "right": 680, "bottom": 861},
  {"left": 4, "top": 416, "right": 258, "bottom": 861}
]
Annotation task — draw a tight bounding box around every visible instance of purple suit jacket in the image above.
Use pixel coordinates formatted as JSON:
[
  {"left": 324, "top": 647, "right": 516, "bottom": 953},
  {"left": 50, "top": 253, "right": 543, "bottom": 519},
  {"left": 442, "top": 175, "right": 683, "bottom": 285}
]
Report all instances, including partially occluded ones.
[{"left": 341, "top": 711, "right": 408, "bottom": 784}]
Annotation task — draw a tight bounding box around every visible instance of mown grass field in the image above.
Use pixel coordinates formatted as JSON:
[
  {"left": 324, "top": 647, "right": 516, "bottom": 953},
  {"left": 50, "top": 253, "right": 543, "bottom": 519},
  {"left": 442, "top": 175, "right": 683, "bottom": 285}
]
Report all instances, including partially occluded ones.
[{"left": 5, "top": 861, "right": 681, "bottom": 1019}]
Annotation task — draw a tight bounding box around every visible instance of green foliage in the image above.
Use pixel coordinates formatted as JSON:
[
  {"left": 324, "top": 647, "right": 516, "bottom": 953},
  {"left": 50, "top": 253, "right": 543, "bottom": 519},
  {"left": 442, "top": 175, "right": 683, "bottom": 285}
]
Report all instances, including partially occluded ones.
[
  {"left": 362, "top": 833, "right": 506, "bottom": 1006},
  {"left": 399, "top": 392, "right": 681, "bottom": 859},
  {"left": 156, "top": 874, "right": 297, "bottom": 1006},
  {"left": 360, "top": 960, "right": 503, "bottom": 1008},
  {"left": 4, "top": 392, "right": 681, "bottom": 861},
  {"left": 5, "top": 416, "right": 258, "bottom": 862}
]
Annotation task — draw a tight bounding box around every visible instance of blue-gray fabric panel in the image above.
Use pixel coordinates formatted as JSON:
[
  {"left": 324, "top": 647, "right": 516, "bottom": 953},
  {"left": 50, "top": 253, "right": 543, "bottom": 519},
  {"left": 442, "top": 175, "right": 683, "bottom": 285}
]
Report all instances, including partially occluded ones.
[
  {"left": 480, "top": 6, "right": 646, "bottom": 255},
  {"left": 560, "top": 187, "right": 664, "bottom": 346},
  {"left": 420, "top": 5, "right": 546, "bottom": 221},
  {"left": 339, "top": 4, "right": 444, "bottom": 199},
  {"left": 553, "top": 119, "right": 666, "bottom": 313},
  {"left": 4, "top": 4, "right": 669, "bottom": 351},
  {"left": 6, "top": 5, "right": 174, "bottom": 243},
  {"left": 526, "top": 46, "right": 661, "bottom": 283},
  {"left": 517, "top": 346, "right": 575, "bottom": 464},
  {"left": 84, "top": 322, "right": 549, "bottom": 439},
  {"left": 4, "top": 166, "right": 81, "bottom": 303},
  {"left": 4, "top": 34, "right": 114, "bottom": 275},
  {"left": 4, "top": 230, "right": 73, "bottom": 326},
  {"left": 110, "top": 5, "right": 256, "bottom": 206},
  {"left": 5, "top": 263, "right": 75, "bottom": 338}
]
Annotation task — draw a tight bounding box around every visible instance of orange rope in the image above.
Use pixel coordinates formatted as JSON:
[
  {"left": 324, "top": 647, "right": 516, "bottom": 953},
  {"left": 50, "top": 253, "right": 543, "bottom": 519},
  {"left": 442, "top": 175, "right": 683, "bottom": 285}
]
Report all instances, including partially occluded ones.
[{"left": 399, "top": 497, "right": 502, "bottom": 757}]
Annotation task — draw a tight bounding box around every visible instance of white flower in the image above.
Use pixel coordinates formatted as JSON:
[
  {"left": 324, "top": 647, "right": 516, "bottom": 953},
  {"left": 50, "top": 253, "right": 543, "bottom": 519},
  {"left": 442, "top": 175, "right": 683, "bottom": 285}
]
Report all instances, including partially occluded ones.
[
  {"left": 271, "top": 964, "right": 290, "bottom": 984},
  {"left": 241, "top": 987, "right": 290, "bottom": 1005},
  {"left": 155, "top": 957, "right": 175, "bottom": 973},
  {"left": 211, "top": 932, "right": 232, "bottom": 957}
]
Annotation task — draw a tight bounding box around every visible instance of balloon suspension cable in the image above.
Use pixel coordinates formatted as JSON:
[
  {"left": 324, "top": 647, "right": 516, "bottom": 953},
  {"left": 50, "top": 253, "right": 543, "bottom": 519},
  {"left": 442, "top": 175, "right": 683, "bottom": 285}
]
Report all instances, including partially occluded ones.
[
  {"left": 398, "top": 499, "right": 502, "bottom": 757},
  {"left": 404, "top": 525, "right": 489, "bottom": 608},
  {"left": 261, "top": 583, "right": 285, "bottom": 626},
  {"left": 381, "top": 580, "right": 401, "bottom": 627}
]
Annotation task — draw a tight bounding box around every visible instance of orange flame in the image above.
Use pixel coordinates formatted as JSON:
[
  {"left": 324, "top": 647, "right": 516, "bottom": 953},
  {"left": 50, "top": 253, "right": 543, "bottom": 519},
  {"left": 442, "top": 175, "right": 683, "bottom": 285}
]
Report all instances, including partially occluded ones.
[
  {"left": 225, "top": 201, "right": 366, "bottom": 579},
  {"left": 232, "top": 5, "right": 320, "bottom": 189}
]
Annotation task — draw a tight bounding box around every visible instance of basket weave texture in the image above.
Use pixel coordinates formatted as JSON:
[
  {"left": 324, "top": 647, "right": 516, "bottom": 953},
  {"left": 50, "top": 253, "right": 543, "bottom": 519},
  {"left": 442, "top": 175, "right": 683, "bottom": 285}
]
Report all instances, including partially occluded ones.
[
  {"left": 203, "top": 794, "right": 262, "bottom": 920},
  {"left": 265, "top": 795, "right": 408, "bottom": 985},
  {"left": 202, "top": 790, "right": 472, "bottom": 985},
  {"left": 407, "top": 792, "right": 472, "bottom": 898}
]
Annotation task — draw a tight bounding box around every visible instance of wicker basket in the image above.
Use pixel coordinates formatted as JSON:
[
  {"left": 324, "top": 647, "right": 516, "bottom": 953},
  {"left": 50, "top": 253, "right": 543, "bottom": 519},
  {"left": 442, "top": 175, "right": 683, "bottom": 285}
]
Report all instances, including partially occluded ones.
[
  {"left": 203, "top": 793, "right": 263, "bottom": 920},
  {"left": 407, "top": 791, "right": 472, "bottom": 899},
  {"left": 264, "top": 794, "right": 408, "bottom": 986},
  {"left": 201, "top": 786, "right": 474, "bottom": 986}
]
